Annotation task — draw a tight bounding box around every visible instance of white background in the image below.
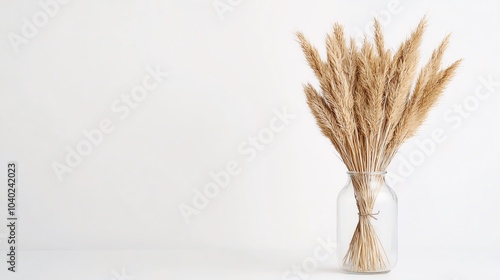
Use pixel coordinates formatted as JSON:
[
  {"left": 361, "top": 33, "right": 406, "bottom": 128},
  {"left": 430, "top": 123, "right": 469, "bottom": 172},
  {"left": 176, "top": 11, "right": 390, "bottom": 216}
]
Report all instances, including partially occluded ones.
[{"left": 0, "top": 0, "right": 499, "bottom": 279}]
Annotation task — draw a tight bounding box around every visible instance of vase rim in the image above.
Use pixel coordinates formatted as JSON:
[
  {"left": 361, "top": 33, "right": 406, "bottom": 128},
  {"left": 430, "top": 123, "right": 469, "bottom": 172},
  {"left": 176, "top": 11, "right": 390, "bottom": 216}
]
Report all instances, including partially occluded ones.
[{"left": 346, "top": 171, "right": 387, "bottom": 175}]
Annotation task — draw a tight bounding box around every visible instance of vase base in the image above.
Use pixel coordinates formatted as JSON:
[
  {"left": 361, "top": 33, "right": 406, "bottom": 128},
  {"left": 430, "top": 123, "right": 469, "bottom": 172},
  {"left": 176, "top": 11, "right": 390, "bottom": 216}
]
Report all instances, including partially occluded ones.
[{"left": 340, "top": 268, "right": 392, "bottom": 274}]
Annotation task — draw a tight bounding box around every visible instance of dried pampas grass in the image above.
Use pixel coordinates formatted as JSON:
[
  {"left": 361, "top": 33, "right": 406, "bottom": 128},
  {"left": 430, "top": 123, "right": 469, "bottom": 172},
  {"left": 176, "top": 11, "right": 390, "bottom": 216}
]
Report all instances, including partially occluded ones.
[{"left": 297, "top": 17, "right": 461, "bottom": 272}]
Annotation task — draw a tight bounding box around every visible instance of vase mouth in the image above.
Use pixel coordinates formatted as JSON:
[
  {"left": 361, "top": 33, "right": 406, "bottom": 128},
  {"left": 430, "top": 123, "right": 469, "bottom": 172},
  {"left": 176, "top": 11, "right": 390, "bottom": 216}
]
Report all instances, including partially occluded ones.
[{"left": 346, "top": 171, "right": 387, "bottom": 175}]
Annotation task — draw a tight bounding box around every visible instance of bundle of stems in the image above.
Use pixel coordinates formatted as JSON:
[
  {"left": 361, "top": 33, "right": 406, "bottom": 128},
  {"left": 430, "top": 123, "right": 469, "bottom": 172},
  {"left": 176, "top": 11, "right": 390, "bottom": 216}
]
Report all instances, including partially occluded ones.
[{"left": 297, "top": 17, "right": 461, "bottom": 272}]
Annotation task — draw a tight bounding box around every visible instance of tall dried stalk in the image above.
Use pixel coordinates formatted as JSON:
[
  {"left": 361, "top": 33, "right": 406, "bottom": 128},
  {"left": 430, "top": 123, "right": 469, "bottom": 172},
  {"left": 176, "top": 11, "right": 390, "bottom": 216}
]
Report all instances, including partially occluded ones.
[{"left": 297, "top": 17, "right": 461, "bottom": 272}]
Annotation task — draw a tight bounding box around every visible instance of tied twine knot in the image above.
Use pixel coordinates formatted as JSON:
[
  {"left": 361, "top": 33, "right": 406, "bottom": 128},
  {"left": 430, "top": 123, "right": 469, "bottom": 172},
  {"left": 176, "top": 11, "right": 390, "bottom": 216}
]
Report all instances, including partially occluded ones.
[{"left": 358, "top": 210, "right": 380, "bottom": 220}]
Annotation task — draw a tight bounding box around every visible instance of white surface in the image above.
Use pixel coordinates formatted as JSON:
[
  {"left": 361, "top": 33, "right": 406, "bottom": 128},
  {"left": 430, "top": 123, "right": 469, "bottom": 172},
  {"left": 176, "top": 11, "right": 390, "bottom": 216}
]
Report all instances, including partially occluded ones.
[
  {"left": 0, "top": 0, "right": 499, "bottom": 279},
  {"left": 2, "top": 249, "right": 499, "bottom": 279}
]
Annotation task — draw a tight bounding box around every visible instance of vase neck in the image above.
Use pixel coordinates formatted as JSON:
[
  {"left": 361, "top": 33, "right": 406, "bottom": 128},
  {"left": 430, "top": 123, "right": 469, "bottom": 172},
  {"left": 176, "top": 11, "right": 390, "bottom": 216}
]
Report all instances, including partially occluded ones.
[
  {"left": 346, "top": 171, "right": 387, "bottom": 190},
  {"left": 347, "top": 171, "right": 387, "bottom": 178}
]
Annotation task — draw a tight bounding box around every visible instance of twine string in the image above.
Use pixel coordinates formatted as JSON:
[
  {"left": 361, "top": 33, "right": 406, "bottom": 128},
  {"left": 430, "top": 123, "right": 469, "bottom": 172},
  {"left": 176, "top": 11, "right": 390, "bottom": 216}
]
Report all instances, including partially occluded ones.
[{"left": 358, "top": 210, "right": 380, "bottom": 220}]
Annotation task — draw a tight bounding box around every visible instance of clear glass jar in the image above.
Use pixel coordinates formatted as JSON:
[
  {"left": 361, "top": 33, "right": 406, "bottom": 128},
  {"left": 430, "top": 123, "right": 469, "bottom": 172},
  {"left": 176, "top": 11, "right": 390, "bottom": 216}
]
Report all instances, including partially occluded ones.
[{"left": 337, "top": 171, "right": 397, "bottom": 273}]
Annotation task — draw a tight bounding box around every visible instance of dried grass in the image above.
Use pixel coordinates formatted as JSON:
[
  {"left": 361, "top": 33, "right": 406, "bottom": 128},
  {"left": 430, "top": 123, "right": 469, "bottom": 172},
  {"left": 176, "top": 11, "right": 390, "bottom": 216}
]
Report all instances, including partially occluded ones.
[{"left": 297, "top": 17, "right": 461, "bottom": 272}]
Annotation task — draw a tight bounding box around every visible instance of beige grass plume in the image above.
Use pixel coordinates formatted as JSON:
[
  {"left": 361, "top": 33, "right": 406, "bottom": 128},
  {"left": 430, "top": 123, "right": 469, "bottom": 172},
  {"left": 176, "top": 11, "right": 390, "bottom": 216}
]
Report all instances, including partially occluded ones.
[{"left": 297, "top": 17, "right": 461, "bottom": 272}]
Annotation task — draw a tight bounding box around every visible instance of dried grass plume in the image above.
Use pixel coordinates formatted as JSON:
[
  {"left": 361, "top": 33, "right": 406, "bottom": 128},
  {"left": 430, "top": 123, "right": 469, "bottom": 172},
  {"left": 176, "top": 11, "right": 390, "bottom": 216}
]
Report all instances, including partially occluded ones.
[{"left": 297, "top": 17, "right": 461, "bottom": 272}]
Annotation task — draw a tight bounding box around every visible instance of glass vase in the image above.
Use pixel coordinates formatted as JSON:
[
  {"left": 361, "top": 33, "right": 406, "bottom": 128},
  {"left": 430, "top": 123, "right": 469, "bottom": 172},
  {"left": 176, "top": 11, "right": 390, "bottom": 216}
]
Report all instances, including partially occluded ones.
[{"left": 337, "top": 171, "right": 397, "bottom": 273}]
